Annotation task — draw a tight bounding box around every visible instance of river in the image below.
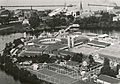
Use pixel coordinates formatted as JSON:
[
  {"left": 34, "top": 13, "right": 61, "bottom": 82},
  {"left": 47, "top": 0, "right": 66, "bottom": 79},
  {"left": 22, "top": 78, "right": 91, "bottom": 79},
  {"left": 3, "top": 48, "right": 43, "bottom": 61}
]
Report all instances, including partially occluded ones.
[
  {"left": 0, "top": 29, "right": 120, "bottom": 84},
  {"left": 0, "top": 69, "right": 21, "bottom": 84}
]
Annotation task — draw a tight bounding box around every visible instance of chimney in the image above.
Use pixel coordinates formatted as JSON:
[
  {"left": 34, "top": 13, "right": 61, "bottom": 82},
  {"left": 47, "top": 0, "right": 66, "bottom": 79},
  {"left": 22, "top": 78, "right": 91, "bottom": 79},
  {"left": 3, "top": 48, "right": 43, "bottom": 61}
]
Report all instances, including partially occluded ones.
[
  {"left": 79, "top": 0, "right": 83, "bottom": 15},
  {"left": 68, "top": 36, "right": 71, "bottom": 48},
  {"left": 71, "top": 36, "right": 74, "bottom": 47},
  {"left": 23, "top": 32, "right": 26, "bottom": 38}
]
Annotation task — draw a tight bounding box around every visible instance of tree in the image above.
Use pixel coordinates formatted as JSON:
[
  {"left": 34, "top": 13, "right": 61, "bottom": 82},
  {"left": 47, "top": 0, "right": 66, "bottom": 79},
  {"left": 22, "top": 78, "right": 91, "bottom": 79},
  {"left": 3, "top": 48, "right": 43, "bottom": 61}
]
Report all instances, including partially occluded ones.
[
  {"left": 89, "top": 55, "right": 95, "bottom": 65},
  {"left": 37, "top": 54, "right": 50, "bottom": 63},
  {"left": 46, "top": 15, "right": 61, "bottom": 30},
  {"left": 67, "top": 15, "right": 74, "bottom": 23},
  {"left": 64, "top": 55, "right": 71, "bottom": 61},
  {"left": 29, "top": 11, "right": 40, "bottom": 29},
  {"left": 100, "top": 57, "right": 116, "bottom": 77},
  {"left": 71, "top": 53, "right": 83, "bottom": 63},
  {"left": 13, "top": 38, "right": 23, "bottom": 47}
]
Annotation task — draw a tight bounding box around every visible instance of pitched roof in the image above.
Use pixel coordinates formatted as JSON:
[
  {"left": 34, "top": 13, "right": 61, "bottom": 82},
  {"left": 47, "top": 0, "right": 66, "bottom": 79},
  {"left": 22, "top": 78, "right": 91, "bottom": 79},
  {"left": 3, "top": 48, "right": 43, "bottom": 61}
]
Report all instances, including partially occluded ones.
[
  {"left": 98, "top": 75, "right": 120, "bottom": 84},
  {"left": 88, "top": 40, "right": 110, "bottom": 48}
]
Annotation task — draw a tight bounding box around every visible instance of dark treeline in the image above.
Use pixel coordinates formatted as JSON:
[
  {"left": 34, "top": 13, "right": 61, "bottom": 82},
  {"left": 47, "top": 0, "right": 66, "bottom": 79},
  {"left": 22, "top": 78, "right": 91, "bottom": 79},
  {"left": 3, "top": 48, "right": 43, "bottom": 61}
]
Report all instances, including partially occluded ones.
[
  {"left": 74, "top": 12, "right": 120, "bottom": 30},
  {"left": 1, "top": 11, "right": 120, "bottom": 35},
  {"left": 100, "top": 58, "right": 118, "bottom": 78}
]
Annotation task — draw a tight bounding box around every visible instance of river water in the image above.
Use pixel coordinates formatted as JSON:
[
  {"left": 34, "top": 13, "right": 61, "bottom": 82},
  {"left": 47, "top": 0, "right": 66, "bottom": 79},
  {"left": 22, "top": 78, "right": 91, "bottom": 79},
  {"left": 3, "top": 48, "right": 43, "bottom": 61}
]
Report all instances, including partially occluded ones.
[
  {"left": 0, "top": 33, "right": 24, "bottom": 84},
  {"left": 0, "top": 69, "right": 21, "bottom": 84},
  {"left": 0, "top": 29, "right": 120, "bottom": 84}
]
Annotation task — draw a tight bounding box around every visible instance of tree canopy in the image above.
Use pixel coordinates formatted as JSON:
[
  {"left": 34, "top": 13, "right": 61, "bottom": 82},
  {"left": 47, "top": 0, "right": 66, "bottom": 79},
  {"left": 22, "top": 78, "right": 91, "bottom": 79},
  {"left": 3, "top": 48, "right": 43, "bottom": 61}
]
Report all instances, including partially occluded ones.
[
  {"left": 71, "top": 53, "right": 83, "bottom": 63},
  {"left": 100, "top": 57, "right": 116, "bottom": 78},
  {"left": 29, "top": 12, "right": 40, "bottom": 29}
]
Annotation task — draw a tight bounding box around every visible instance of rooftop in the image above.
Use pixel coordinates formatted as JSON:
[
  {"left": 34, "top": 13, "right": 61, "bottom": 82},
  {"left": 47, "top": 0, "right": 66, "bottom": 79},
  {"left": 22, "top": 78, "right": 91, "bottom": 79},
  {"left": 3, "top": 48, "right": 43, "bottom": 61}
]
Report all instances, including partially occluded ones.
[
  {"left": 98, "top": 43, "right": 120, "bottom": 60},
  {"left": 66, "top": 44, "right": 98, "bottom": 55}
]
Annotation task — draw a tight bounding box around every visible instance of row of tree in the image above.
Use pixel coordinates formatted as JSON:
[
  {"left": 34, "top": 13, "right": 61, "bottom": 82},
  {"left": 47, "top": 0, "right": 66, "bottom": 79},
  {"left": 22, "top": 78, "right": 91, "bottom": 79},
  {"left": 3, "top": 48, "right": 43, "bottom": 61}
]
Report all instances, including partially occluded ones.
[
  {"left": 74, "top": 12, "right": 120, "bottom": 29},
  {"left": 27, "top": 11, "right": 74, "bottom": 30}
]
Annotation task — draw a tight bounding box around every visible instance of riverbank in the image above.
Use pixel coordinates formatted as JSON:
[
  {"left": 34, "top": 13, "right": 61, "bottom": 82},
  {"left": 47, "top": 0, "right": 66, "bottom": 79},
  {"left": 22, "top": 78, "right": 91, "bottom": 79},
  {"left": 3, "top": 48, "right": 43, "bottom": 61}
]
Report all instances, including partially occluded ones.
[{"left": 0, "top": 37, "right": 52, "bottom": 84}]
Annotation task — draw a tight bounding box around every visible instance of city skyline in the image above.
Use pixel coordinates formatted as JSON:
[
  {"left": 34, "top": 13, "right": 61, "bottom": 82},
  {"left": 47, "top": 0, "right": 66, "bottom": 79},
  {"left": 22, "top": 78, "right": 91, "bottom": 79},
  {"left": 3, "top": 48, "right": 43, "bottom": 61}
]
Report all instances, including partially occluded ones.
[{"left": 0, "top": 0, "right": 120, "bottom": 10}]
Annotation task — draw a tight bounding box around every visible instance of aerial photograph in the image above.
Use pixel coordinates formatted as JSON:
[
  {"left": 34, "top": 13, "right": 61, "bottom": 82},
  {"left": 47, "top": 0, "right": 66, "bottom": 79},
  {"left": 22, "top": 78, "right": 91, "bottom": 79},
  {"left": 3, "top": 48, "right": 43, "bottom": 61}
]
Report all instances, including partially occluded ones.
[{"left": 0, "top": 0, "right": 120, "bottom": 84}]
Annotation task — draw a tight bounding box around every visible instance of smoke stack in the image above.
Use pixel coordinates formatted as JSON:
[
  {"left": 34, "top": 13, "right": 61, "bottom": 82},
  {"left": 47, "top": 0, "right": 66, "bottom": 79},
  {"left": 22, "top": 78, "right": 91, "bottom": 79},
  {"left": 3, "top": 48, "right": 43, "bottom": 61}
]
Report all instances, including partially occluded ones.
[
  {"left": 68, "top": 36, "right": 71, "bottom": 48},
  {"left": 80, "top": 0, "right": 83, "bottom": 10},
  {"left": 23, "top": 32, "right": 26, "bottom": 38},
  {"left": 79, "top": 0, "right": 83, "bottom": 15},
  {"left": 71, "top": 36, "right": 74, "bottom": 48}
]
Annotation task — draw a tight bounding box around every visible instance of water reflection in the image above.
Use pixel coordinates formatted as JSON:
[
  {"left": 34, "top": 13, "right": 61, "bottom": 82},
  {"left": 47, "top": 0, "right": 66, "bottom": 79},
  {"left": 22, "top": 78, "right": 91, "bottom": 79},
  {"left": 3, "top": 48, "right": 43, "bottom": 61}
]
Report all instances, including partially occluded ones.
[{"left": 0, "top": 69, "right": 21, "bottom": 84}]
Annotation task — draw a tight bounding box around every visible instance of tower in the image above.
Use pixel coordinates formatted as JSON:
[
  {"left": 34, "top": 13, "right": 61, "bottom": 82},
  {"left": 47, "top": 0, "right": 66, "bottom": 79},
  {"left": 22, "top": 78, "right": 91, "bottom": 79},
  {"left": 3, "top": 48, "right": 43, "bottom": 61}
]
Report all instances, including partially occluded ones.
[
  {"left": 79, "top": 0, "right": 83, "bottom": 15},
  {"left": 67, "top": 36, "right": 75, "bottom": 48},
  {"left": 64, "top": 0, "right": 68, "bottom": 12},
  {"left": 80, "top": 0, "right": 83, "bottom": 10},
  {"left": 23, "top": 32, "right": 26, "bottom": 38},
  {"left": 68, "top": 36, "right": 71, "bottom": 48},
  {"left": 71, "top": 36, "right": 74, "bottom": 48}
]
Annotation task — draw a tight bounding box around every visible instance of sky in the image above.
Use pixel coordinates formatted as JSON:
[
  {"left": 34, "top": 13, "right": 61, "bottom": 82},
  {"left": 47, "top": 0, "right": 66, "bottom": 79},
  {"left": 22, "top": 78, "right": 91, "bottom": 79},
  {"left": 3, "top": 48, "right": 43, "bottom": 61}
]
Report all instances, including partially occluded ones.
[{"left": 0, "top": 0, "right": 120, "bottom": 10}]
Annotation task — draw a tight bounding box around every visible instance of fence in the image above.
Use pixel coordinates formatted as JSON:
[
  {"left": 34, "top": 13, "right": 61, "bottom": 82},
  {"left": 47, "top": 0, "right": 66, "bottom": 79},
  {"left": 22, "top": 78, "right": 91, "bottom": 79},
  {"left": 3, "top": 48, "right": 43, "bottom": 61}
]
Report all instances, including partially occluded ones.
[{"left": 43, "top": 64, "right": 80, "bottom": 79}]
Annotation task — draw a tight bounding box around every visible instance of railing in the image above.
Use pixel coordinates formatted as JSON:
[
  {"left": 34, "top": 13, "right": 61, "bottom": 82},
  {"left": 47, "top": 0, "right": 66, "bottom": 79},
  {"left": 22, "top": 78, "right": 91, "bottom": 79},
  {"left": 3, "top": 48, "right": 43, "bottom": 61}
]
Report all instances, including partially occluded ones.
[
  {"left": 28, "top": 68, "right": 68, "bottom": 84},
  {"left": 43, "top": 64, "right": 80, "bottom": 79}
]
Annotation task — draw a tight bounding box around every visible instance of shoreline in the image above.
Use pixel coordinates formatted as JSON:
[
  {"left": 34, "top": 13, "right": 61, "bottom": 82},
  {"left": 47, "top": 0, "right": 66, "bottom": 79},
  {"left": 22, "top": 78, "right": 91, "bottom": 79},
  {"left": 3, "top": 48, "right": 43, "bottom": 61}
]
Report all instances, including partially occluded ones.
[{"left": 0, "top": 37, "right": 52, "bottom": 84}]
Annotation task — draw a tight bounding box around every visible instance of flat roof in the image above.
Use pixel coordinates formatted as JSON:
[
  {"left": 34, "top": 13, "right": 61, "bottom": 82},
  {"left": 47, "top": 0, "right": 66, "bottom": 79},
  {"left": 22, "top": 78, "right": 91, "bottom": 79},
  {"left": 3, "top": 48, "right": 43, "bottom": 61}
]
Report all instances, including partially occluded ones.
[
  {"left": 88, "top": 40, "right": 110, "bottom": 48},
  {"left": 67, "top": 45, "right": 97, "bottom": 55},
  {"left": 98, "top": 44, "right": 120, "bottom": 60}
]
